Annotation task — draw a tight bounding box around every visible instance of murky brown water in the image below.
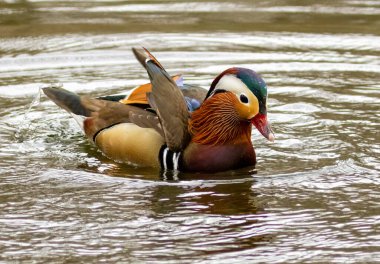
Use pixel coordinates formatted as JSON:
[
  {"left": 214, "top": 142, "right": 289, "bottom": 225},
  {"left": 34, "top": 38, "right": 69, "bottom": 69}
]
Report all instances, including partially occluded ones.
[{"left": 1, "top": 0, "right": 380, "bottom": 263}]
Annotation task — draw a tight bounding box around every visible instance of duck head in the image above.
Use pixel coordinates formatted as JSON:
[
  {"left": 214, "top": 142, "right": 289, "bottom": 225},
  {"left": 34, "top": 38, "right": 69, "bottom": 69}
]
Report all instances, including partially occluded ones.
[{"left": 206, "top": 67, "right": 275, "bottom": 142}]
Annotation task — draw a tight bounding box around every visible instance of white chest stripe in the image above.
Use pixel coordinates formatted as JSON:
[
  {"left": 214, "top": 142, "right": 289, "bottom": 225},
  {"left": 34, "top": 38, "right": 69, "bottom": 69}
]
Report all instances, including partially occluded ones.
[
  {"left": 162, "top": 147, "right": 169, "bottom": 171},
  {"left": 173, "top": 152, "right": 180, "bottom": 171},
  {"left": 159, "top": 146, "right": 182, "bottom": 171}
]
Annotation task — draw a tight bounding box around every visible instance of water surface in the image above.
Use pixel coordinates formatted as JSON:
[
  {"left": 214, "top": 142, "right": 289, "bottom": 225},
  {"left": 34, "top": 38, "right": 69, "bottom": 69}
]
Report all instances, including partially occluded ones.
[{"left": 0, "top": 0, "right": 379, "bottom": 263}]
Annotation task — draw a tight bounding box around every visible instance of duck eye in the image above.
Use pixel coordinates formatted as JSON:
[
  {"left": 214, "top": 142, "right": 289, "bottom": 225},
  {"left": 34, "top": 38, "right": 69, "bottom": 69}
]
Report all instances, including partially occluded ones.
[{"left": 239, "top": 94, "right": 249, "bottom": 104}]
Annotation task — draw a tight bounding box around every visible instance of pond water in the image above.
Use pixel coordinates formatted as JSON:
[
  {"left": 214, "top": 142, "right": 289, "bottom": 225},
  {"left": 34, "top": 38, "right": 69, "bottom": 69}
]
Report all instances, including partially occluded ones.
[{"left": 0, "top": 0, "right": 379, "bottom": 263}]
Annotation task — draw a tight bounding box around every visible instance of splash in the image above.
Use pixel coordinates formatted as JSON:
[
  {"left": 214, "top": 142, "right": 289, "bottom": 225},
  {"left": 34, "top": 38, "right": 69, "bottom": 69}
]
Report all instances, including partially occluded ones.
[{"left": 14, "top": 88, "right": 42, "bottom": 142}]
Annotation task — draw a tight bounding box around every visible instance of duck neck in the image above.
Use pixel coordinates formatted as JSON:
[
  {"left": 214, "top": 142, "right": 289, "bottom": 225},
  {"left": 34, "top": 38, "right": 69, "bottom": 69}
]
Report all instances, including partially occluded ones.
[{"left": 189, "top": 92, "right": 252, "bottom": 145}]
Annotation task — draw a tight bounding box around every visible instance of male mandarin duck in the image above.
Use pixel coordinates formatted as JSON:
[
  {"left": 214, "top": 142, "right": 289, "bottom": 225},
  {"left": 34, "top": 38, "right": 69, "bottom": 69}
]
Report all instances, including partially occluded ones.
[{"left": 43, "top": 48, "right": 274, "bottom": 173}]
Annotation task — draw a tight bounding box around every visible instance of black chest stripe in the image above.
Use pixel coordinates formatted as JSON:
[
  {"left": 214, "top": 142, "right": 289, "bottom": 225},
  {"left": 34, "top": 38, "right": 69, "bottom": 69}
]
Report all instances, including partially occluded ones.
[
  {"left": 93, "top": 122, "right": 122, "bottom": 142},
  {"left": 159, "top": 145, "right": 182, "bottom": 171}
]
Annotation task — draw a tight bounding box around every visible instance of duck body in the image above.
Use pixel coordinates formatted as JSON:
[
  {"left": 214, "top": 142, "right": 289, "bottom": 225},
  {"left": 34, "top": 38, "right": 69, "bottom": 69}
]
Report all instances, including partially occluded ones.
[
  {"left": 94, "top": 123, "right": 163, "bottom": 167},
  {"left": 182, "top": 141, "right": 256, "bottom": 172},
  {"left": 43, "top": 48, "right": 273, "bottom": 173}
]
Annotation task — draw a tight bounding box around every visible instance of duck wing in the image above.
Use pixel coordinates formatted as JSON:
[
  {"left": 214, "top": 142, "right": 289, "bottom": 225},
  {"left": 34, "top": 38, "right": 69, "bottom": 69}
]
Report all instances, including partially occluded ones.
[
  {"left": 43, "top": 86, "right": 163, "bottom": 140},
  {"left": 132, "top": 47, "right": 207, "bottom": 105},
  {"left": 132, "top": 47, "right": 149, "bottom": 70},
  {"left": 144, "top": 49, "right": 191, "bottom": 152}
]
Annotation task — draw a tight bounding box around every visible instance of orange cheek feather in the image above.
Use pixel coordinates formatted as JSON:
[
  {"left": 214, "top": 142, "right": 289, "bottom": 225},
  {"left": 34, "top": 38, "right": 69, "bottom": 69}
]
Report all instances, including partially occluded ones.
[{"left": 235, "top": 98, "right": 259, "bottom": 120}]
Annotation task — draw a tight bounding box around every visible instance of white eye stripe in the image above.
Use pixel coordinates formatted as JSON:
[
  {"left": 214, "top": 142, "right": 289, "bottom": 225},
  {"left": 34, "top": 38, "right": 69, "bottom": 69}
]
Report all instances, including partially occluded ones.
[
  {"left": 214, "top": 75, "right": 259, "bottom": 113},
  {"left": 215, "top": 75, "right": 249, "bottom": 95}
]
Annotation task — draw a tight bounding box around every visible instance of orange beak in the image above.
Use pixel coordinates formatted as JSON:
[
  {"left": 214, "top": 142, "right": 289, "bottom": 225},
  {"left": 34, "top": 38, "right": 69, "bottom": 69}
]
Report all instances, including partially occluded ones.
[{"left": 251, "top": 113, "right": 275, "bottom": 142}]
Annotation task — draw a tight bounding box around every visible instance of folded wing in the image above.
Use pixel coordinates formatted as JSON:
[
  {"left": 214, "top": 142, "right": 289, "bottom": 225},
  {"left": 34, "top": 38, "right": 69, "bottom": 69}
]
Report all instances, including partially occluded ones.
[{"left": 144, "top": 49, "right": 191, "bottom": 152}]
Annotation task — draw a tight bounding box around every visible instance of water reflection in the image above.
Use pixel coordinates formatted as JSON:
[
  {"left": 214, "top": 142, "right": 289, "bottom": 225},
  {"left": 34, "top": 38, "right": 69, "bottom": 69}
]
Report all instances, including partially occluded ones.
[{"left": 150, "top": 177, "right": 262, "bottom": 215}]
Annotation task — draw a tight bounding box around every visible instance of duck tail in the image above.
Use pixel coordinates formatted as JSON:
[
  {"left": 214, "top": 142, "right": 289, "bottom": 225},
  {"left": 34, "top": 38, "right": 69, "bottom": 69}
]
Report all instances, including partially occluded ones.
[{"left": 42, "top": 86, "right": 91, "bottom": 117}]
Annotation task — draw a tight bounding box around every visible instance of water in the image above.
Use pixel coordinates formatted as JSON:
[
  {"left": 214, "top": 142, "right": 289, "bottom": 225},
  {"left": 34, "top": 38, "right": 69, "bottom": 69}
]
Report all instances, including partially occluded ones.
[{"left": 1, "top": 0, "right": 380, "bottom": 263}]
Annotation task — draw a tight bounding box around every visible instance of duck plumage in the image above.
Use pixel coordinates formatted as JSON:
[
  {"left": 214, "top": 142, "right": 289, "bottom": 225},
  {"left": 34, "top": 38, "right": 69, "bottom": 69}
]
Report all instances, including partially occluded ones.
[{"left": 43, "top": 48, "right": 274, "bottom": 173}]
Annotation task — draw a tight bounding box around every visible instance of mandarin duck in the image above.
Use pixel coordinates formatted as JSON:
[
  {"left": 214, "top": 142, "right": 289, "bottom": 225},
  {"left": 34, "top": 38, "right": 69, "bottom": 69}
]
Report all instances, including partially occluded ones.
[{"left": 43, "top": 48, "right": 274, "bottom": 173}]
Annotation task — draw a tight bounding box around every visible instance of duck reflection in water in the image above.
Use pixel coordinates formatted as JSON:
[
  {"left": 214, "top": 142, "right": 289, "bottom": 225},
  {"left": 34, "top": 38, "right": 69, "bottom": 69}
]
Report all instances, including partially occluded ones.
[{"left": 147, "top": 171, "right": 272, "bottom": 252}]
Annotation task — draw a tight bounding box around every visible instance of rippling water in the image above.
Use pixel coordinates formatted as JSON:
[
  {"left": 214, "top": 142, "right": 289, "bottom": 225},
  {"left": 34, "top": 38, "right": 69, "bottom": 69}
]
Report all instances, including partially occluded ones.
[{"left": 0, "top": 0, "right": 379, "bottom": 263}]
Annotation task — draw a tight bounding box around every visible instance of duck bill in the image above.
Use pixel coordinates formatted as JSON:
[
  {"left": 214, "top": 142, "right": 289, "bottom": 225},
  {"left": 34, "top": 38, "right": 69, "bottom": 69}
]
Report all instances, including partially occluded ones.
[{"left": 251, "top": 113, "right": 275, "bottom": 142}]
